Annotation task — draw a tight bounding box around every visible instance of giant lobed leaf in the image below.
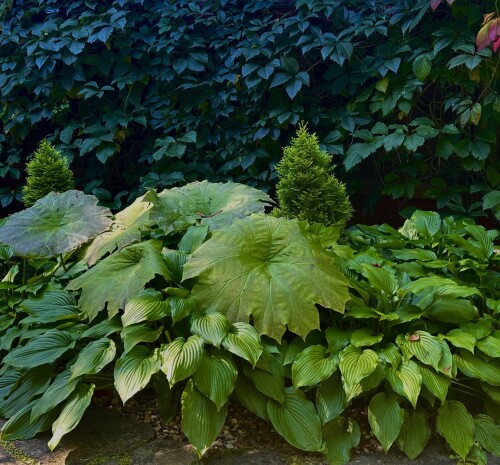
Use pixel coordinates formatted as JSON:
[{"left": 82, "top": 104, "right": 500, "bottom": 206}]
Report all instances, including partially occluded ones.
[
  {"left": 160, "top": 335, "right": 204, "bottom": 386},
  {"left": 368, "top": 392, "right": 404, "bottom": 452},
  {"left": 0, "top": 191, "right": 112, "bottom": 258},
  {"left": 436, "top": 400, "right": 474, "bottom": 460},
  {"left": 183, "top": 214, "right": 350, "bottom": 341},
  {"left": 181, "top": 379, "right": 228, "bottom": 457},
  {"left": 396, "top": 409, "right": 431, "bottom": 459},
  {"left": 146, "top": 181, "right": 272, "bottom": 234},
  {"left": 85, "top": 194, "right": 152, "bottom": 265},
  {"left": 267, "top": 388, "right": 323, "bottom": 452},
  {"left": 323, "top": 416, "right": 360, "bottom": 465},
  {"left": 292, "top": 345, "right": 338, "bottom": 389},
  {"left": 67, "top": 240, "right": 170, "bottom": 320}
]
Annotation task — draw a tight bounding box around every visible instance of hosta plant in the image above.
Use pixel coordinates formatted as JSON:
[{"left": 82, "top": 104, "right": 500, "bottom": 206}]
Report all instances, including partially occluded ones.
[{"left": 0, "top": 184, "right": 499, "bottom": 465}]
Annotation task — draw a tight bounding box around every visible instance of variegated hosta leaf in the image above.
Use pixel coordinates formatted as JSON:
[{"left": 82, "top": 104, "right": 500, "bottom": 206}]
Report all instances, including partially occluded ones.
[
  {"left": 385, "top": 360, "right": 422, "bottom": 408},
  {"left": 316, "top": 376, "right": 347, "bottom": 424},
  {"left": 455, "top": 350, "right": 500, "bottom": 386},
  {"left": 48, "top": 383, "right": 95, "bottom": 451},
  {"left": 191, "top": 312, "right": 229, "bottom": 348},
  {"left": 396, "top": 409, "right": 431, "bottom": 460},
  {"left": 85, "top": 194, "right": 151, "bottom": 266},
  {"left": 114, "top": 346, "right": 161, "bottom": 404},
  {"left": 323, "top": 416, "right": 360, "bottom": 465},
  {"left": 183, "top": 214, "right": 350, "bottom": 342},
  {"left": 193, "top": 349, "right": 237, "bottom": 410},
  {"left": 0, "top": 191, "right": 112, "bottom": 258},
  {"left": 441, "top": 329, "right": 476, "bottom": 353},
  {"left": 419, "top": 364, "right": 450, "bottom": 403},
  {"left": 474, "top": 414, "right": 500, "bottom": 456},
  {"left": 221, "top": 322, "right": 263, "bottom": 366},
  {"left": 181, "top": 379, "right": 228, "bottom": 457},
  {"left": 368, "top": 392, "right": 404, "bottom": 452},
  {"left": 122, "top": 324, "right": 163, "bottom": 354},
  {"left": 436, "top": 400, "right": 474, "bottom": 460},
  {"left": 70, "top": 338, "right": 116, "bottom": 379},
  {"left": 67, "top": 240, "right": 170, "bottom": 320},
  {"left": 339, "top": 345, "right": 379, "bottom": 394},
  {"left": 396, "top": 331, "right": 442, "bottom": 371},
  {"left": 234, "top": 374, "right": 270, "bottom": 422},
  {"left": 160, "top": 335, "right": 204, "bottom": 386},
  {"left": 267, "top": 388, "right": 323, "bottom": 452},
  {"left": 292, "top": 345, "right": 338, "bottom": 389},
  {"left": 121, "top": 290, "right": 170, "bottom": 327}
]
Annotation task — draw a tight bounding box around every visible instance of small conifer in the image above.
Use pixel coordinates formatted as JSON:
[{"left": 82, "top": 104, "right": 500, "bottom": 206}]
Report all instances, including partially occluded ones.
[
  {"left": 273, "top": 123, "right": 353, "bottom": 229},
  {"left": 22, "top": 140, "right": 74, "bottom": 207}
]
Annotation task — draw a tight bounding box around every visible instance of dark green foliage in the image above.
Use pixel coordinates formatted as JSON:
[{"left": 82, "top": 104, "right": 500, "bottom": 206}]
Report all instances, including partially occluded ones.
[
  {"left": 0, "top": 0, "right": 498, "bottom": 216},
  {"left": 273, "top": 123, "right": 353, "bottom": 229},
  {"left": 22, "top": 140, "right": 74, "bottom": 207}
]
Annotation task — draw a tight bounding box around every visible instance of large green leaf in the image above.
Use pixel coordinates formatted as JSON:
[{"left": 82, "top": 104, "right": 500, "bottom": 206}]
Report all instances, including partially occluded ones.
[
  {"left": 474, "top": 414, "right": 500, "bottom": 456},
  {"left": 427, "top": 297, "right": 479, "bottom": 323},
  {"left": 323, "top": 416, "right": 360, "bottom": 465},
  {"left": 146, "top": 181, "right": 272, "bottom": 233},
  {"left": 70, "top": 337, "right": 116, "bottom": 379},
  {"left": 3, "top": 329, "right": 75, "bottom": 369},
  {"left": 121, "top": 324, "right": 163, "bottom": 354},
  {"left": 325, "top": 327, "right": 352, "bottom": 354},
  {"left": 482, "top": 383, "right": 500, "bottom": 404},
  {"left": 48, "top": 383, "right": 95, "bottom": 451},
  {"left": 85, "top": 194, "right": 152, "bottom": 266},
  {"left": 292, "top": 345, "right": 338, "bottom": 389},
  {"left": 339, "top": 345, "right": 379, "bottom": 396},
  {"left": 1, "top": 401, "right": 56, "bottom": 441},
  {"left": 396, "top": 331, "right": 442, "bottom": 371},
  {"left": 316, "top": 376, "right": 347, "bottom": 424},
  {"left": 243, "top": 351, "right": 285, "bottom": 404},
  {"left": 419, "top": 364, "right": 450, "bottom": 403},
  {"left": 20, "top": 288, "right": 79, "bottom": 324},
  {"left": 360, "top": 264, "right": 398, "bottom": 295},
  {"left": 183, "top": 214, "right": 350, "bottom": 341},
  {"left": 405, "top": 210, "right": 441, "bottom": 240},
  {"left": 160, "top": 335, "right": 204, "bottom": 386},
  {"left": 181, "top": 379, "right": 228, "bottom": 457},
  {"left": 221, "top": 322, "right": 263, "bottom": 366},
  {"left": 121, "top": 289, "right": 170, "bottom": 327},
  {"left": 0, "top": 191, "right": 112, "bottom": 258},
  {"left": 368, "top": 392, "right": 404, "bottom": 452},
  {"left": 193, "top": 349, "right": 237, "bottom": 410},
  {"left": 191, "top": 312, "right": 229, "bottom": 348},
  {"left": 267, "top": 388, "right": 323, "bottom": 452},
  {"left": 350, "top": 328, "right": 383, "bottom": 348},
  {"left": 455, "top": 350, "right": 500, "bottom": 386},
  {"left": 396, "top": 409, "right": 431, "bottom": 459},
  {"left": 386, "top": 360, "right": 422, "bottom": 408},
  {"left": 114, "top": 346, "right": 161, "bottom": 404},
  {"left": 403, "top": 276, "right": 481, "bottom": 299},
  {"left": 436, "top": 400, "right": 474, "bottom": 460},
  {"left": 441, "top": 329, "right": 476, "bottom": 353},
  {"left": 476, "top": 331, "right": 500, "bottom": 358},
  {"left": 67, "top": 240, "right": 170, "bottom": 320},
  {"left": 234, "top": 373, "right": 270, "bottom": 422}
]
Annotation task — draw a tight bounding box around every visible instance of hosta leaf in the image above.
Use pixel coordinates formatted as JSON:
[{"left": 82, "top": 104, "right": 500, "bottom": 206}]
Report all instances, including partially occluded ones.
[
  {"left": 476, "top": 332, "right": 500, "bottom": 358},
  {"left": 436, "top": 400, "right": 474, "bottom": 460},
  {"left": 345, "top": 365, "right": 386, "bottom": 401},
  {"left": 482, "top": 383, "right": 500, "bottom": 404},
  {"left": 3, "top": 330, "right": 75, "bottom": 369},
  {"left": 402, "top": 276, "right": 481, "bottom": 298},
  {"left": 20, "top": 289, "right": 79, "bottom": 324},
  {"left": 85, "top": 194, "right": 151, "bottom": 266},
  {"left": 162, "top": 249, "right": 189, "bottom": 284},
  {"left": 350, "top": 328, "right": 383, "bottom": 347},
  {"left": 30, "top": 369, "right": 80, "bottom": 422},
  {"left": 378, "top": 343, "right": 402, "bottom": 368},
  {"left": 368, "top": 392, "right": 404, "bottom": 452},
  {"left": 122, "top": 324, "right": 163, "bottom": 354},
  {"left": 114, "top": 346, "right": 161, "bottom": 404},
  {"left": 406, "top": 210, "right": 441, "bottom": 240},
  {"left": 193, "top": 349, "right": 237, "bottom": 410},
  {"left": 292, "top": 345, "right": 338, "bottom": 389},
  {"left": 221, "top": 322, "right": 263, "bottom": 366},
  {"left": 316, "top": 376, "right": 347, "bottom": 424},
  {"left": 267, "top": 388, "right": 323, "bottom": 452},
  {"left": 386, "top": 360, "right": 422, "bottom": 408},
  {"left": 184, "top": 215, "right": 350, "bottom": 342},
  {"left": 178, "top": 225, "right": 209, "bottom": 253},
  {"left": 284, "top": 337, "right": 307, "bottom": 365},
  {"left": 474, "top": 414, "right": 500, "bottom": 455},
  {"left": 70, "top": 337, "right": 116, "bottom": 379},
  {"left": 0, "top": 191, "right": 112, "bottom": 258},
  {"left": 455, "top": 350, "right": 500, "bottom": 386},
  {"left": 323, "top": 417, "right": 361, "bottom": 465},
  {"left": 460, "top": 319, "right": 492, "bottom": 339},
  {"left": 146, "top": 181, "right": 271, "bottom": 234},
  {"left": 360, "top": 264, "right": 398, "bottom": 295},
  {"left": 234, "top": 373, "right": 269, "bottom": 422},
  {"left": 419, "top": 364, "right": 450, "bottom": 403},
  {"left": 169, "top": 295, "right": 197, "bottom": 324},
  {"left": 326, "top": 327, "right": 352, "bottom": 354},
  {"left": 427, "top": 297, "right": 479, "bottom": 323},
  {"left": 243, "top": 351, "right": 285, "bottom": 404},
  {"left": 48, "top": 383, "right": 95, "bottom": 451},
  {"left": 396, "top": 331, "right": 442, "bottom": 371},
  {"left": 67, "top": 240, "right": 170, "bottom": 320},
  {"left": 81, "top": 315, "right": 122, "bottom": 339},
  {"left": 191, "top": 312, "right": 229, "bottom": 348},
  {"left": 339, "top": 345, "right": 379, "bottom": 393},
  {"left": 181, "top": 379, "right": 228, "bottom": 457},
  {"left": 160, "top": 335, "right": 204, "bottom": 386},
  {"left": 1, "top": 401, "right": 55, "bottom": 441},
  {"left": 441, "top": 329, "right": 476, "bottom": 353},
  {"left": 396, "top": 409, "right": 431, "bottom": 459}
]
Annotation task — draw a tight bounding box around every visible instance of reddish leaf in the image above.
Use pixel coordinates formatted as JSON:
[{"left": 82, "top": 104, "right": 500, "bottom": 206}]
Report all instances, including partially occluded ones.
[
  {"left": 430, "top": 0, "right": 441, "bottom": 11},
  {"left": 408, "top": 334, "right": 420, "bottom": 342},
  {"left": 476, "top": 17, "right": 500, "bottom": 51}
]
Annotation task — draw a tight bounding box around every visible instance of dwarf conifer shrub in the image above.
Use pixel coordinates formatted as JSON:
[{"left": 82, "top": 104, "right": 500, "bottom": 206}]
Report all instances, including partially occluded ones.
[
  {"left": 273, "top": 123, "right": 353, "bottom": 229},
  {"left": 22, "top": 140, "right": 74, "bottom": 207}
]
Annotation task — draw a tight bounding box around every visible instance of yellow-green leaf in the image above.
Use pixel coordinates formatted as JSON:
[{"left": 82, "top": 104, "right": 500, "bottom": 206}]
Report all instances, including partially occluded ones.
[{"left": 436, "top": 400, "right": 474, "bottom": 460}]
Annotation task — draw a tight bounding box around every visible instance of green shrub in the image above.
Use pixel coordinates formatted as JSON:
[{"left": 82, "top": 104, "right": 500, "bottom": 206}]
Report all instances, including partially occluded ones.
[
  {"left": 22, "top": 140, "right": 74, "bottom": 207},
  {"left": 273, "top": 123, "right": 353, "bottom": 229}
]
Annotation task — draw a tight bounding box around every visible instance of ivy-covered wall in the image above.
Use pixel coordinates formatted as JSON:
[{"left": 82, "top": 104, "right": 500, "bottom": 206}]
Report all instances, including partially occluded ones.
[{"left": 0, "top": 0, "right": 498, "bottom": 219}]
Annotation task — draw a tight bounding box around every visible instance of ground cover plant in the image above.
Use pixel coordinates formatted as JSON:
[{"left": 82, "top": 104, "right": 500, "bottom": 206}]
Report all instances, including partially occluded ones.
[{"left": 0, "top": 182, "right": 499, "bottom": 464}]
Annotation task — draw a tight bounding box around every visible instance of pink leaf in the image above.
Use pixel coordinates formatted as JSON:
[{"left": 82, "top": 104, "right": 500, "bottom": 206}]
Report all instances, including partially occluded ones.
[{"left": 430, "top": 0, "right": 441, "bottom": 11}]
